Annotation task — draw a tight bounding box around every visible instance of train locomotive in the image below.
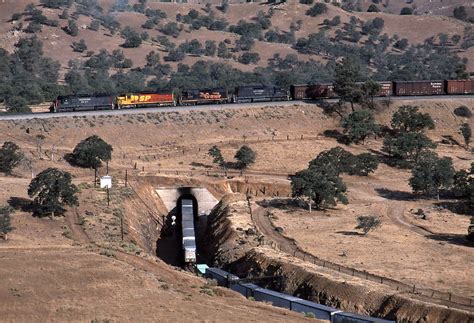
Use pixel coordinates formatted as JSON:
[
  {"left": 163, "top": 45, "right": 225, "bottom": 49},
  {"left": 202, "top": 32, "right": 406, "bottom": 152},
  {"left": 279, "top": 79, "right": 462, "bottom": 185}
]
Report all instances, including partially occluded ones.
[{"left": 50, "top": 79, "right": 474, "bottom": 113}]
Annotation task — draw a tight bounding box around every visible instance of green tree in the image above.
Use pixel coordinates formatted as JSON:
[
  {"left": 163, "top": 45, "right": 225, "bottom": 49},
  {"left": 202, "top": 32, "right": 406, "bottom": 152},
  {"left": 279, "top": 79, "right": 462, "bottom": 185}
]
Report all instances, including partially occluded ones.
[
  {"left": 0, "top": 206, "right": 14, "bottom": 240},
  {"left": 400, "top": 7, "right": 413, "bottom": 15},
  {"left": 72, "top": 39, "right": 87, "bottom": 53},
  {"left": 204, "top": 40, "right": 217, "bottom": 56},
  {"left": 67, "top": 19, "right": 78, "bottom": 36},
  {"left": 28, "top": 168, "right": 78, "bottom": 217},
  {"left": 361, "top": 79, "right": 381, "bottom": 109},
  {"left": 121, "top": 26, "right": 142, "bottom": 48},
  {"left": 460, "top": 123, "right": 472, "bottom": 147},
  {"left": 409, "top": 152, "right": 455, "bottom": 200},
  {"left": 291, "top": 167, "right": 348, "bottom": 210},
  {"left": 0, "top": 142, "right": 23, "bottom": 174},
  {"left": 453, "top": 6, "right": 468, "bottom": 21},
  {"left": 367, "top": 4, "right": 380, "bottom": 12},
  {"left": 341, "top": 109, "right": 379, "bottom": 144},
  {"left": 355, "top": 215, "right": 381, "bottom": 235},
  {"left": 383, "top": 132, "right": 436, "bottom": 165},
  {"left": 59, "top": 9, "right": 69, "bottom": 19},
  {"left": 70, "top": 135, "right": 113, "bottom": 169},
  {"left": 333, "top": 58, "right": 364, "bottom": 111},
  {"left": 349, "top": 153, "right": 379, "bottom": 176},
  {"left": 391, "top": 105, "right": 434, "bottom": 133},
  {"left": 306, "top": 3, "right": 327, "bottom": 16},
  {"left": 208, "top": 145, "right": 225, "bottom": 167},
  {"left": 309, "top": 147, "right": 354, "bottom": 174},
  {"left": 145, "top": 51, "right": 160, "bottom": 67},
  {"left": 6, "top": 97, "right": 31, "bottom": 113},
  {"left": 235, "top": 145, "right": 256, "bottom": 169},
  {"left": 217, "top": 41, "right": 231, "bottom": 58}
]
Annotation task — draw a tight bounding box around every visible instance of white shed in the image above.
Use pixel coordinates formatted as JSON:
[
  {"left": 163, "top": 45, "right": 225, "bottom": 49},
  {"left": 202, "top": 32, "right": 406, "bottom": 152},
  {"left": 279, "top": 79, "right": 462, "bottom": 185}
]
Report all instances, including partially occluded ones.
[{"left": 100, "top": 175, "right": 112, "bottom": 189}]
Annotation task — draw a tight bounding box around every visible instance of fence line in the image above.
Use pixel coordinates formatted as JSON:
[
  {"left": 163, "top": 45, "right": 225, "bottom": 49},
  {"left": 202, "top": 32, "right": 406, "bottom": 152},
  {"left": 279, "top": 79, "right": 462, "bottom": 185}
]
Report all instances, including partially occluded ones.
[{"left": 247, "top": 203, "right": 474, "bottom": 310}]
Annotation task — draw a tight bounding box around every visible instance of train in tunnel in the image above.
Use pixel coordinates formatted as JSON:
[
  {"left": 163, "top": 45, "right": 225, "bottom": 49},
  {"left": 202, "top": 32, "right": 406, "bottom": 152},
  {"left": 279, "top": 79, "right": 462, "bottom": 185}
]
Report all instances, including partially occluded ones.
[{"left": 181, "top": 199, "right": 197, "bottom": 264}]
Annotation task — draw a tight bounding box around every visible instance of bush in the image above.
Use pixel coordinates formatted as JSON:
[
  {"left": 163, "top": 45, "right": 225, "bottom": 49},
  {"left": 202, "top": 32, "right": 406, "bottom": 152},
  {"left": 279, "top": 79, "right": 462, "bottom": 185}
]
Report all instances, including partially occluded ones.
[
  {"left": 67, "top": 19, "right": 78, "bottom": 36},
  {"left": 454, "top": 105, "right": 472, "bottom": 118},
  {"left": 235, "top": 145, "right": 256, "bottom": 169},
  {"left": 355, "top": 215, "right": 381, "bottom": 235},
  {"left": 121, "top": 27, "right": 142, "bottom": 48},
  {"left": 367, "top": 4, "right": 380, "bottom": 12},
  {"left": 400, "top": 7, "right": 413, "bottom": 15},
  {"left": 299, "top": 0, "right": 314, "bottom": 4},
  {"left": 238, "top": 52, "right": 260, "bottom": 65},
  {"left": 72, "top": 39, "right": 87, "bottom": 53},
  {"left": 306, "top": 3, "right": 328, "bottom": 17}
]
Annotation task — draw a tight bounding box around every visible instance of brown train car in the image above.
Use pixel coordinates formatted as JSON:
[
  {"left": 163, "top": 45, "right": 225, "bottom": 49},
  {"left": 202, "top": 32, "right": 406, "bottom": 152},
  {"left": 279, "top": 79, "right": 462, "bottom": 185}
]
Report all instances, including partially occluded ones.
[
  {"left": 446, "top": 80, "right": 474, "bottom": 94},
  {"left": 290, "top": 84, "right": 309, "bottom": 100},
  {"left": 304, "top": 83, "right": 337, "bottom": 99},
  {"left": 393, "top": 80, "right": 445, "bottom": 96}
]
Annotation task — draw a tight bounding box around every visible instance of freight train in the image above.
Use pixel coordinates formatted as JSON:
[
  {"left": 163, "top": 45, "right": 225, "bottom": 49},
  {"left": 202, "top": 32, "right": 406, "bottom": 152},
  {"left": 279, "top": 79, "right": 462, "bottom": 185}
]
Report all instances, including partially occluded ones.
[
  {"left": 50, "top": 79, "right": 474, "bottom": 112},
  {"left": 205, "top": 267, "right": 393, "bottom": 323},
  {"left": 181, "top": 199, "right": 197, "bottom": 264}
]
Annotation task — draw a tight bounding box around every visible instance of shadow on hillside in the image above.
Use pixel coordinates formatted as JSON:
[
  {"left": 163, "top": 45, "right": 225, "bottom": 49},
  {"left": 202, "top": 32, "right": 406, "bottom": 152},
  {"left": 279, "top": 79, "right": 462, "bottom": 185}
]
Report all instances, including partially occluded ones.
[
  {"left": 433, "top": 201, "right": 473, "bottom": 216},
  {"left": 189, "top": 162, "right": 213, "bottom": 169},
  {"left": 336, "top": 231, "right": 363, "bottom": 236},
  {"left": 426, "top": 233, "right": 474, "bottom": 247},
  {"left": 375, "top": 188, "right": 414, "bottom": 201},
  {"left": 257, "top": 198, "right": 300, "bottom": 210},
  {"left": 7, "top": 197, "right": 34, "bottom": 212},
  {"left": 322, "top": 129, "right": 350, "bottom": 144}
]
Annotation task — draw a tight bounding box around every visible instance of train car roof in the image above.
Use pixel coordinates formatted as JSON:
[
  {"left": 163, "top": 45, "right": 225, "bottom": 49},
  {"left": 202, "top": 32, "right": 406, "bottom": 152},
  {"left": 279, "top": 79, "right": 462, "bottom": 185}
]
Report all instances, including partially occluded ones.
[
  {"left": 334, "top": 311, "right": 394, "bottom": 322},
  {"left": 253, "top": 288, "right": 300, "bottom": 301},
  {"left": 291, "top": 298, "right": 339, "bottom": 312}
]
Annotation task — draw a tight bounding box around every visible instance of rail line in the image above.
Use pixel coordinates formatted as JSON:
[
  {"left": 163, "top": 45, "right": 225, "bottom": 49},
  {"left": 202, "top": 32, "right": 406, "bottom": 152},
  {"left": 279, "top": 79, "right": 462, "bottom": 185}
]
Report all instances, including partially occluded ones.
[{"left": 1, "top": 95, "right": 473, "bottom": 121}]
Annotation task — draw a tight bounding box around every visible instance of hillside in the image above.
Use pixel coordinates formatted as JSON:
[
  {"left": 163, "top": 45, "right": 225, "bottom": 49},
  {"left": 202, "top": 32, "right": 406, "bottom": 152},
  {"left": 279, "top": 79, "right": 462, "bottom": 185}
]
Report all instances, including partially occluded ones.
[{"left": 0, "top": 0, "right": 472, "bottom": 77}]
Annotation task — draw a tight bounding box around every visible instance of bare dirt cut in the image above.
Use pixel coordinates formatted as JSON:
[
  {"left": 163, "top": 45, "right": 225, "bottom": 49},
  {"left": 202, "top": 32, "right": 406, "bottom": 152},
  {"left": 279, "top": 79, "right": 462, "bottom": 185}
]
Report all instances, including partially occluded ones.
[
  {"left": 0, "top": 98, "right": 473, "bottom": 320},
  {"left": 0, "top": 0, "right": 472, "bottom": 76}
]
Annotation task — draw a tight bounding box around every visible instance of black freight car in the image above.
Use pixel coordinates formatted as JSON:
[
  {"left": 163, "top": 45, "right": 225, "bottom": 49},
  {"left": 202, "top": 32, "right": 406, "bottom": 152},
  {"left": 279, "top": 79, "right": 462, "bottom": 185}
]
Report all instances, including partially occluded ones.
[
  {"left": 179, "top": 88, "right": 230, "bottom": 105},
  {"left": 393, "top": 80, "right": 445, "bottom": 96},
  {"left": 51, "top": 95, "right": 114, "bottom": 112},
  {"left": 234, "top": 86, "right": 289, "bottom": 103}
]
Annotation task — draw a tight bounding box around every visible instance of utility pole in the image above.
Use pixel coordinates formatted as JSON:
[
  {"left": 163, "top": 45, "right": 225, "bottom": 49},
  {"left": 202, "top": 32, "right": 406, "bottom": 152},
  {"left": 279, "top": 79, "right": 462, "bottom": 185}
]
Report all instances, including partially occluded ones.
[
  {"left": 125, "top": 169, "right": 128, "bottom": 187},
  {"left": 107, "top": 187, "right": 110, "bottom": 206},
  {"left": 106, "top": 161, "right": 109, "bottom": 175}
]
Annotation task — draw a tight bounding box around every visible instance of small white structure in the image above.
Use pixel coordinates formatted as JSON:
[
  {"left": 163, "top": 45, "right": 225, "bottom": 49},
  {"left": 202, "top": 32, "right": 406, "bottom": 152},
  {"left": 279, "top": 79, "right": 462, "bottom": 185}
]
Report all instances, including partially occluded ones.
[{"left": 100, "top": 175, "right": 112, "bottom": 189}]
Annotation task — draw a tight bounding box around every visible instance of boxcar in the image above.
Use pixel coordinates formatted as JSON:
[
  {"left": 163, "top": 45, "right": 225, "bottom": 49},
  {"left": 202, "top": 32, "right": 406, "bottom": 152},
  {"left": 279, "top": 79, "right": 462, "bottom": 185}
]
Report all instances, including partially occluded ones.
[
  {"left": 51, "top": 95, "right": 113, "bottom": 112},
  {"left": 252, "top": 288, "right": 300, "bottom": 309},
  {"left": 179, "top": 88, "right": 229, "bottom": 105},
  {"left": 234, "top": 86, "right": 289, "bottom": 103},
  {"left": 393, "top": 80, "right": 445, "bottom": 96},
  {"left": 305, "top": 83, "right": 337, "bottom": 99},
  {"left": 446, "top": 79, "right": 474, "bottom": 95},
  {"left": 290, "top": 84, "right": 310, "bottom": 100},
  {"left": 230, "top": 282, "right": 260, "bottom": 298},
  {"left": 290, "top": 299, "right": 340, "bottom": 321},
  {"left": 332, "top": 311, "right": 393, "bottom": 323},
  {"left": 205, "top": 268, "right": 239, "bottom": 287},
  {"left": 115, "top": 92, "right": 175, "bottom": 109}
]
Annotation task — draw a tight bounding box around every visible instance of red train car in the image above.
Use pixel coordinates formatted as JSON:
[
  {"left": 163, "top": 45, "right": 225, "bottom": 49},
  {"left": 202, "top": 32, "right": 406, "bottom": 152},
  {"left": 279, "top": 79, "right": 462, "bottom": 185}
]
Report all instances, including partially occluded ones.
[
  {"left": 446, "top": 80, "right": 474, "bottom": 95},
  {"left": 393, "top": 81, "right": 445, "bottom": 96},
  {"left": 291, "top": 81, "right": 393, "bottom": 100},
  {"left": 116, "top": 92, "right": 175, "bottom": 109}
]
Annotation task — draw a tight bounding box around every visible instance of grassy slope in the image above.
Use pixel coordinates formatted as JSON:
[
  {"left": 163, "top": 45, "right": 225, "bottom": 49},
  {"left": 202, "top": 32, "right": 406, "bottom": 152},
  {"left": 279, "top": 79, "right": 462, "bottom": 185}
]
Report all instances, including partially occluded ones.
[{"left": 0, "top": 0, "right": 472, "bottom": 78}]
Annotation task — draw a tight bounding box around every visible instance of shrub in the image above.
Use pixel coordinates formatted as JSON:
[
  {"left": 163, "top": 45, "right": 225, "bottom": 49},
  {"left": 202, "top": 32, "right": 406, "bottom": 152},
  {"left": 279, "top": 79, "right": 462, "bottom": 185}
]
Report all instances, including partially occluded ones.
[
  {"left": 238, "top": 52, "right": 260, "bottom": 65},
  {"left": 454, "top": 105, "right": 472, "bottom": 118},
  {"left": 0, "top": 142, "right": 23, "bottom": 174},
  {"left": 400, "top": 7, "right": 413, "bottom": 15},
  {"left": 306, "top": 3, "right": 328, "bottom": 17}
]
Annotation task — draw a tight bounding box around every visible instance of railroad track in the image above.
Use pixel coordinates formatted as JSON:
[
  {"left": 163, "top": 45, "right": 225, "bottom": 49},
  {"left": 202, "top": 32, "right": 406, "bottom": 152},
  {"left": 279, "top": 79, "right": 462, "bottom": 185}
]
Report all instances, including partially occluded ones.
[{"left": 0, "top": 95, "right": 473, "bottom": 121}]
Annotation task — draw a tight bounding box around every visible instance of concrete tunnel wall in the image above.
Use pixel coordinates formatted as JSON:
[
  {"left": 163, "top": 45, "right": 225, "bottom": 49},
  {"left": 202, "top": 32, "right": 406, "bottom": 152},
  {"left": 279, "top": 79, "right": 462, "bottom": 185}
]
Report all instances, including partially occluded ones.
[{"left": 155, "top": 187, "right": 219, "bottom": 215}]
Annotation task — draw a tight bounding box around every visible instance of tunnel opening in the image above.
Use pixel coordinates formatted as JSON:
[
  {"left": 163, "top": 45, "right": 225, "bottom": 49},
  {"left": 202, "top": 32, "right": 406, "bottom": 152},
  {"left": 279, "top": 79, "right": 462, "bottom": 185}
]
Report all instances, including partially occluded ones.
[{"left": 155, "top": 188, "right": 206, "bottom": 268}]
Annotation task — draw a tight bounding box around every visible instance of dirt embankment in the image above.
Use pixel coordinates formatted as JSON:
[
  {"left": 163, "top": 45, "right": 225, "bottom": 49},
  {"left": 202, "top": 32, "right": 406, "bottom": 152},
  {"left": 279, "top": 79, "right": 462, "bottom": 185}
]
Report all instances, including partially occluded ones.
[{"left": 203, "top": 193, "right": 474, "bottom": 323}]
